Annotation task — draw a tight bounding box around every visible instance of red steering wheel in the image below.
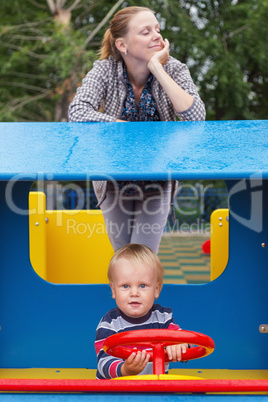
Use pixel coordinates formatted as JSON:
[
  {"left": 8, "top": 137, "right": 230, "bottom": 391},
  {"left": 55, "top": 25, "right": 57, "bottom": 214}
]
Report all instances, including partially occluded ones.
[{"left": 103, "top": 329, "right": 215, "bottom": 375}]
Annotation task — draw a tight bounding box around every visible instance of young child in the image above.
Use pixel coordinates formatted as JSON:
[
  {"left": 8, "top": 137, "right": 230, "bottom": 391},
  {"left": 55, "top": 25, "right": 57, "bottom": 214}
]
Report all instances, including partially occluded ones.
[{"left": 95, "top": 243, "right": 188, "bottom": 379}]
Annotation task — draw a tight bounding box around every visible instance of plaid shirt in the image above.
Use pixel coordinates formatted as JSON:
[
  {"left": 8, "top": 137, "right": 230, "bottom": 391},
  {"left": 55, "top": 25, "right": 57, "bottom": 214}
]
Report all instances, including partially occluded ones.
[{"left": 68, "top": 56, "right": 205, "bottom": 123}]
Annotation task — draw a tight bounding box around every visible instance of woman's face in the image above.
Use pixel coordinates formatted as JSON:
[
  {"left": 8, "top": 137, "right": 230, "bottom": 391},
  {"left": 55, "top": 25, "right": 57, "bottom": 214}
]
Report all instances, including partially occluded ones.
[{"left": 122, "top": 11, "right": 163, "bottom": 63}]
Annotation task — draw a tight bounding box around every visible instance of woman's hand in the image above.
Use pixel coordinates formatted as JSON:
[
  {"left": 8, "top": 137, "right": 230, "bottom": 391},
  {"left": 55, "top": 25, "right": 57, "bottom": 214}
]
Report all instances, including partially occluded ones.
[
  {"left": 146, "top": 38, "right": 194, "bottom": 113},
  {"left": 166, "top": 343, "right": 189, "bottom": 362},
  {"left": 148, "top": 39, "right": 170, "bottom": 72},
  {"left": 121, "top": 350, "right": 150, "bottom": 376}
]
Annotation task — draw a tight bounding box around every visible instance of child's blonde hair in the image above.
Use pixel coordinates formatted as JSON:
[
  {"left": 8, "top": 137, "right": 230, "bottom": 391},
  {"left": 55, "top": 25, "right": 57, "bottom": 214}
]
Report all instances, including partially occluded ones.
[{"left": 108, "top": 243, "right": 164, "bottom": 291}]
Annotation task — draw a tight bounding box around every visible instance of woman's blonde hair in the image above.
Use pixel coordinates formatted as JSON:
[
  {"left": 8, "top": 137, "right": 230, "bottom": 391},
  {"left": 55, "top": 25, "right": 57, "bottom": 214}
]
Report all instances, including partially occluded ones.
[
  {"left": 108, "top": 243, "right": 164, "bottom": 291},
  {"left": 99, "top": 6, "right": 154, "bottom": 61}
]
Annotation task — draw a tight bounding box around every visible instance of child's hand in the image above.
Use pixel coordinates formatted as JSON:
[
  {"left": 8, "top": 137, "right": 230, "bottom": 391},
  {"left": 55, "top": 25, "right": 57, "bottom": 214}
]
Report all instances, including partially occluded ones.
[
  {"left": 166, "top": 343, "right": 188, "bottom": 362},
  {"left": 121, "top": 350, "right": 150, "bottom": 376}
]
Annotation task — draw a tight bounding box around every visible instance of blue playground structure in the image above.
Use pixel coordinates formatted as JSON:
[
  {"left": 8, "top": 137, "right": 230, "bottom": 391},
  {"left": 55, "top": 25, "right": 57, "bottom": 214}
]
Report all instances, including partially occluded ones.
[{"left": 0, "top": 120, "right": 267, "bottom": 400}]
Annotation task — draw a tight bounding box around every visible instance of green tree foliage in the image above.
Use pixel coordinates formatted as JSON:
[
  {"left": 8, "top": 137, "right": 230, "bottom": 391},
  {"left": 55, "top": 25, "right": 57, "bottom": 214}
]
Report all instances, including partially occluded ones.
[
  {"left": 0, "top": 0, "right": 267, "bottom": 121},
  {"left": 190, "top": 0, "right": 268, "bottom": 119},
  {"left": 127, "top": 0, "right": 268, "bottom": 120},
  {"left": 0, "top": 0, "right": 107, "bottom": 121}
]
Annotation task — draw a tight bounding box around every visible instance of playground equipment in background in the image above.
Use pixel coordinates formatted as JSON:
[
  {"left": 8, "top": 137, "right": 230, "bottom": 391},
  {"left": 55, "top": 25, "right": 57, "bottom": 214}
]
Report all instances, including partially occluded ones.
[
  {"left": 29, "top": 191, "right": 229, "bottom": 284},
  {"left": 210, "top": 209, "right": 229, "bottom": 281},
  {"left": 201, "top": 208, "right": 229, "bottom": 281},
  {"left": 0, "top": 121, "right": 268, "bottom": 399},
  {"left": 202, "top": 238, "right": 211, "bottom": 254}
]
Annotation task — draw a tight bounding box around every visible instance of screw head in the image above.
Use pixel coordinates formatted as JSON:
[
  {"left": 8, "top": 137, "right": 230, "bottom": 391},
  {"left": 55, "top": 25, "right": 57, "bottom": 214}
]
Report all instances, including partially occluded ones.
[
  {"left": 35, "top": 222, "right": 39, "bottom": 226},
  {"left": 261, "top": 243, "right": 266, "bottom": 248}
]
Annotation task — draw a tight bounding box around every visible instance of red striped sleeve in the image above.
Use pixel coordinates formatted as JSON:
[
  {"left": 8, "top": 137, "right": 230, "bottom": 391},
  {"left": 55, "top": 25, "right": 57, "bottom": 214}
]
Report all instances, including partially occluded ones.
[
  {"left": 109, "top": 360, "right": 121, "bottom": 378},
  {"left": 167, "top": 322, "right": 180, "bottom": 330},
  {"left": 95, "top": 339, "right": 105, "bottom": 355}
]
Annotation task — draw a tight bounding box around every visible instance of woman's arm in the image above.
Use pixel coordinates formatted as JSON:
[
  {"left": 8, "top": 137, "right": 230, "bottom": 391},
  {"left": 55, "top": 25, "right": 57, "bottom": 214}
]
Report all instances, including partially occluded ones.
[
  {"left": 148, "top": 39, "right": 194, "bottom": 113},
  {"left": 148, "top": 39, "right": 206, "bottom": 121},
  {"left": 68, "top": 61, "right": 117, "bottom": 123}
]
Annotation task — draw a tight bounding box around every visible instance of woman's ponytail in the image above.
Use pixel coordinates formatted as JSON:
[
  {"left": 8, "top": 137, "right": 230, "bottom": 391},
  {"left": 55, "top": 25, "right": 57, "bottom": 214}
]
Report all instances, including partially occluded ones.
[{"left": 99, "top": 28, "right": 120, "bottom": 61}]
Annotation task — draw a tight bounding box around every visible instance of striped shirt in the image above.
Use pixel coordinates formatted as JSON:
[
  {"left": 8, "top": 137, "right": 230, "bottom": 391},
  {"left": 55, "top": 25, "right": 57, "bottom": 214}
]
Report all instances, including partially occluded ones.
[{"left": 95, "top": 303, "right": 180, "bottom": 379}]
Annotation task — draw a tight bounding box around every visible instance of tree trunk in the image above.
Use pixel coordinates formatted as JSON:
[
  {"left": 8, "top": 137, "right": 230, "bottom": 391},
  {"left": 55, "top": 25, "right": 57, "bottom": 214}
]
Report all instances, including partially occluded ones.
[
  {"left": 54, "top": 78, "right": 73, "bottom": 121},
  {"left": 54, "top": 8, "right": 71, "bottom": 25}
]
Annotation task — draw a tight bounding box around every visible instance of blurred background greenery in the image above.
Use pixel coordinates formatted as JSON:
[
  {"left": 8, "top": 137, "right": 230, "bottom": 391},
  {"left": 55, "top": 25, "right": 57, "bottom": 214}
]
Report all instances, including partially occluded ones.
[{"left": 1, "top": 0, "right": 267, "bottom": 122}]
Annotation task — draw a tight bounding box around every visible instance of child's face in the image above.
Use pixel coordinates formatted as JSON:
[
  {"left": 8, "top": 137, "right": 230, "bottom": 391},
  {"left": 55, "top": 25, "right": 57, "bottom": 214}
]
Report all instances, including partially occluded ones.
[{"left": 110, "top": 257, "right": 160, "bottom": 319}]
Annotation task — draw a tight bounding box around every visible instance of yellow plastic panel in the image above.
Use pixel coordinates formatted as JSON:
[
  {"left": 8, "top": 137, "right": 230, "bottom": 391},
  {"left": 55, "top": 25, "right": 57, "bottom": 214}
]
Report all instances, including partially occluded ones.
[
  {"left": 29, "top": 192, "right": 47, "bottom": 280},
  {"left": 159, "top": 374, "right": 202, "bottom": 380},
  {"left": 169, "top": 369, "right": 268, "bottom": 380},
  {"left": 114, "top": 374, "right": 201, "bottom": 381},
  {"left": 114, "top": 375, "right": 159, "bottom": 380},
  {"left": 1, "top": 368, "right": 267, "bottom": 380},
  {"left": 45, "top": 209, "right": 113, "bottom": 284},
  {"left": 29, "top": 192, "right": 114, "bottom": 284},
  {"left": 210, "top": 208, "right": 229, "bottom": 281},
  {"left": 0, "top": 368, "right": 96, "bottom": 379}
]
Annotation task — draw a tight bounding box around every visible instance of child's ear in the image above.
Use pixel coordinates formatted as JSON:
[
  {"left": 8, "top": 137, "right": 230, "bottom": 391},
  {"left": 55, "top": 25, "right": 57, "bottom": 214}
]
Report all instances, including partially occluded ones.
[
  {"left": 110, "top": 283, "right": 115, "bottom": 299},
  {"left": 154, "top": 282, "right": 161, "bottom": 299}
]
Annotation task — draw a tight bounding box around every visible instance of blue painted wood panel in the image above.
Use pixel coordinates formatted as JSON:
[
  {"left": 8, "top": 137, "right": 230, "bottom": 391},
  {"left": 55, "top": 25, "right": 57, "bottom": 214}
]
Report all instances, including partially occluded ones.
[
  {"left": 0, "top": 393, "right": 266, "bottom": 401},
  {"left": 0, "top": 121, "right": 267, "bottom": 180},
  {"left": 1, "top": 393, "right": 267, "bottom": 402}
]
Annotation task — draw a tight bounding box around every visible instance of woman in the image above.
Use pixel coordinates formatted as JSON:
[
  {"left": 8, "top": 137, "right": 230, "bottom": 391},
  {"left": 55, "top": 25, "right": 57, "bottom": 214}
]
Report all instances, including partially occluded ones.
[{"left": 68, "top": 6, "right": 205, "bottom": 253}]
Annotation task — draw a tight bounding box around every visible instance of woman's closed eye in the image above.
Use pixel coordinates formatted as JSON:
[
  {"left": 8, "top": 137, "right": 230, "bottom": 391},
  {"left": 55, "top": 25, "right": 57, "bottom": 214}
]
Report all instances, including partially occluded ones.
[{"left": 142, "top": 29, "right": 160, "bottom": 35}]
